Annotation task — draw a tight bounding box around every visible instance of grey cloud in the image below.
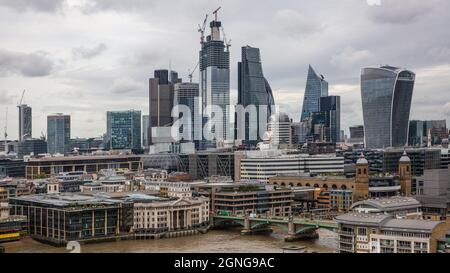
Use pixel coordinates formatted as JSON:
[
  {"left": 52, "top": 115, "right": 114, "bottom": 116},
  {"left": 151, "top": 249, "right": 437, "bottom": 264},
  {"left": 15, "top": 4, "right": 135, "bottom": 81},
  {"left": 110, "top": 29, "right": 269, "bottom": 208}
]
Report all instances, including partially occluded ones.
[
  {"left": 110, "top": 78, "right": 145, "bottom": 96},
  {"left": 272, "top": 9, "right": 323, "bottom": 38},
  {"left": 367, "top": 0, "right": 435, "bottom": 24},
  {"left": 73, "top": 43, "right": 107, "bottom": 59},
  {"left": 0, "top": 0, "right": 65, "bottom": 12},
  {"left": 0, "top": 49, "right": 54, "bottom": 77}
]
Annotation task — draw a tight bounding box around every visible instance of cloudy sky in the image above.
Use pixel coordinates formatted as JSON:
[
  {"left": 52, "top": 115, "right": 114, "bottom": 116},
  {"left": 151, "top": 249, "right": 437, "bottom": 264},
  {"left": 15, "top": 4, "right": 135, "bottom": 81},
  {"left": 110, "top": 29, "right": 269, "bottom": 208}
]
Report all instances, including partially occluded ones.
[{"left": 1, "top": 0, "right": 450, "bottom": 140}]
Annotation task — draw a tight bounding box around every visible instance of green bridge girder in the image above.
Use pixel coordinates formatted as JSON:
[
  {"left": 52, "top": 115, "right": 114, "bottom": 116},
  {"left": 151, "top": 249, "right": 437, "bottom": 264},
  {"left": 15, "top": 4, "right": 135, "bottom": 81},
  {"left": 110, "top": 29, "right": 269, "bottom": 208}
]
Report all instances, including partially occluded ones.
[{"left": 212, "top": 215, "right": 338, "bottom": 234}]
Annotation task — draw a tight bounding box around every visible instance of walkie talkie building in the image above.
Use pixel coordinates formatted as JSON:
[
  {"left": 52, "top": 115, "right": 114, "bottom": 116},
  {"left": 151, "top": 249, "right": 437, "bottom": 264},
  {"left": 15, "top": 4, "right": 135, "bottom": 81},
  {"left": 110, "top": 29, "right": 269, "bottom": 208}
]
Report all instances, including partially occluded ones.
[{"left": 361, "top": 66, "right": 415, "bottom": 149}]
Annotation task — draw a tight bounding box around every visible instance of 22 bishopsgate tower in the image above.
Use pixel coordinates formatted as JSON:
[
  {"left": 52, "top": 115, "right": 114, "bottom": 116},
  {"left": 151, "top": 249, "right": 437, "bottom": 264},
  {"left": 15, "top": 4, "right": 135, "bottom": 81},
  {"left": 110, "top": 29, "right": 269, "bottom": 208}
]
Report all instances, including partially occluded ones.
[
  {"left": 361, "top": 66, "right": 415, "bottom": 149},
  {"left": 199, "top": 11, "right": 230, "bottom": 149}
]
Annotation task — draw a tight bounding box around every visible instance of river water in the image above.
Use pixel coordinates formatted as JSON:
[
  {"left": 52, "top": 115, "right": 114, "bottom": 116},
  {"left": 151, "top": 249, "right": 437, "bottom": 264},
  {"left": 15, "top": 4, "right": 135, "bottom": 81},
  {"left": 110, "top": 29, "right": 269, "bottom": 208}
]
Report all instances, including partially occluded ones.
[{"left": 3, "top": 228, "right": 337, "bottom": 253}]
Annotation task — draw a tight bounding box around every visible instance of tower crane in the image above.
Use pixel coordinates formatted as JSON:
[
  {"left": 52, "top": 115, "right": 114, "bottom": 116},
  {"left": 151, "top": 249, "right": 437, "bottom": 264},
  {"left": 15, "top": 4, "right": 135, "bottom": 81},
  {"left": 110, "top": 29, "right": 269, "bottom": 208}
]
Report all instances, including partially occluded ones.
[
  {"left": 212, "top": 6, "right": 221, "bottom": 21},
  {"left": 197, "top": 14, "right": 208, "bottom": 44},
  {"left": 18, "top": 90, "right": 26, "bottom": 105},
  {"left": 188, "top": 62, "right": 199, "bottom": 83},
  {"left": 221, "top": 27, "right": 232, "bottom": 51}
]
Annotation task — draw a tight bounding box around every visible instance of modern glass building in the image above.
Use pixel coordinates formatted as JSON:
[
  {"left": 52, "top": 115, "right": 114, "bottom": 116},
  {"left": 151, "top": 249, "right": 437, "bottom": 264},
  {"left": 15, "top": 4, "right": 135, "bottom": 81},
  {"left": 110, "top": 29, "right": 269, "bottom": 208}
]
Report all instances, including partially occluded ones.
[
  {"left": 174, "top": 82, "right": 200, "bottom": 144},
  {"left": 361, "top": 66, "right": 415, "bottom": 149},
  {"left": 199, "top": 16, "right": 230, "bottom": 149},
  {"left": 47, "top": 114, "right": 71, "bottom": 154},
  {"left": 301, "top": 65, "right": 328, "bottom": 121},
  {"left": 237, "top": 46, "right": 275, "bottom": 145},
  {"left": 319, "top": 95, "right": 341, "bottom": 143},
  {"left": 142, "top": 115, "right": 150, "bottom": 148},
  {"left": 106, "top": 110, "right": 141, "bottom": 151},
  {"left": 18, "top": 104, "right": 32, "bottom": 141}
]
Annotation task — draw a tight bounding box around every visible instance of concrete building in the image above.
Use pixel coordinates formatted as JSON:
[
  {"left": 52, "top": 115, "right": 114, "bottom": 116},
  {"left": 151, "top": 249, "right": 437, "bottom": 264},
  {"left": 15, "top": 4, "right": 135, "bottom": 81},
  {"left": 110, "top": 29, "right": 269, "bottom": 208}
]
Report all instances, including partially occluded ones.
[
  {"left": 336, "top": 212, "right": 447, "bottom": 253},
  {"left": 267, "top": 113, "right": 292, "bottom": 146},
  {"left": 330, "top": 189, "right": 353, "bottom": 212},
  {"left": 350, "top": 196, "right": 422, "bottom": 217},
  {"left": 17, "top": 138, "right": 47, "bottom": 159},
  {"left": 25, "top": 155, "right": 142, "bottom": 179},
  {"left": 47, "top": 114, "right": 71, "bottom": 155}
]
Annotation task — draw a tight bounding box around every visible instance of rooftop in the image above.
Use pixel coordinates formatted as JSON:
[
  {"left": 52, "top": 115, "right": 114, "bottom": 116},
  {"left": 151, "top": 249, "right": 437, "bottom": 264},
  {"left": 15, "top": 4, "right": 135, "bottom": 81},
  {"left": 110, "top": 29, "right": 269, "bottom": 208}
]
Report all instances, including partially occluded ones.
[
  {"left": 350, "top": 196, "right": 421, "bottom": 211},
  {"left": 382, "top": 219, "right": 443, "bottom": 233},
  {"left": 335, "top": 213, "right": 392, "bottom": 226}
]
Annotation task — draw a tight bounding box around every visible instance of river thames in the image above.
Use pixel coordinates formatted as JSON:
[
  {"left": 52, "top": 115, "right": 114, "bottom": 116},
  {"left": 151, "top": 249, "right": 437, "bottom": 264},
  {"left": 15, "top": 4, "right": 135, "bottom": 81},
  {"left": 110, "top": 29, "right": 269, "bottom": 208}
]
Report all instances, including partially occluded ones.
[{"left": 3, "top": 228, "right": 337, "bottom": 253}]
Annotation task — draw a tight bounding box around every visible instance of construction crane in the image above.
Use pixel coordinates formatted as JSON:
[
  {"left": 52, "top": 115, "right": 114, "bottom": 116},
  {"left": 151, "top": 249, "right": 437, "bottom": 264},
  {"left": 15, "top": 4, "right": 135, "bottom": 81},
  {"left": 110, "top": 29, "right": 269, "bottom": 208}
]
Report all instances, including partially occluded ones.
[
  {"left": 221, "top": 26, "right": 232, "bottom": 51},
  {"left": 212, "top": 6, "right": 221, "bottom": 21},
  {"left": 188, "top": 62, "right": 199, "bottom": 83},
  {"left": 17, "top": 90, "right": 26, "bottom": 106},
  {"left": 197, "top": 14, "right": 208, "bottom": 44}
]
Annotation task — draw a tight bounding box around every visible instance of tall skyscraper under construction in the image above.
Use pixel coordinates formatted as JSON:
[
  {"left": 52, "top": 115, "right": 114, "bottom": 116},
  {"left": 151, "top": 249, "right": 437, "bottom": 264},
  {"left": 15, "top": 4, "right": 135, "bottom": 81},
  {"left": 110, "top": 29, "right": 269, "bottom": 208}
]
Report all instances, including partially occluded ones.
[{"left": 199, "top": 9, "right": 230, "bottom": 149}]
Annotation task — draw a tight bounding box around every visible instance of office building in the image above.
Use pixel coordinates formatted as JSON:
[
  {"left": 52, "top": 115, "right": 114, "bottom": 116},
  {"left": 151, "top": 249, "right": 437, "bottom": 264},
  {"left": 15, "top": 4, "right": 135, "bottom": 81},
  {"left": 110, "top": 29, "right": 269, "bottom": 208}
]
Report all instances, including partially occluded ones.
[
  {"left": 319, "top": 96, "right": 341, "bottom": 143},
  {"left": 9, "top": 193, "right": 134, "bottom": 245},
  {"left": 142, "top": 115, "right": 150, "bottom": 148},
  {"left": 106, "top": 110, "right": 141, "bottom": 151},
  {"left": 382, "top": 148, "right": 441, "bottom": 176},
  {"left": 199, "top": 13, "right": 230, "bottom": 149},
  {"left": 173, "top": 82, "right": 200, "bottom": 145},
  {"left": 212, "top": 184, "right": 293, "bottom": 216},
  {"left": 47, "top": 114, "right": 71, "bottom": 155},
  {"left": 17, "top": 104, "right": 32, "bottom": 141},
  {"left": 361, "top": 66, "right": 415, "bottom": 148},
  {"left": 149, "top": 69, "right": 178, "bottom": 145},
  {"left": 267, "top": 113, "right": 292, "bottom": 146},
  {"left": 350, "top": 125, "right": 364, "bottom": 139},
  {"left": 17, "top": 138, "right": 47, "bottom": 158},
  {"left": 301, "top": 65, "right": 328, "bottom": 121},
  {"left": 25, "top": 154, "right": 143, "bottom": 179},
  {"left": 409, "top": 120, "right": 448, "bottom": 147},
  {"left": 237, "top": 46, "right": 275, "bottom": 145}
]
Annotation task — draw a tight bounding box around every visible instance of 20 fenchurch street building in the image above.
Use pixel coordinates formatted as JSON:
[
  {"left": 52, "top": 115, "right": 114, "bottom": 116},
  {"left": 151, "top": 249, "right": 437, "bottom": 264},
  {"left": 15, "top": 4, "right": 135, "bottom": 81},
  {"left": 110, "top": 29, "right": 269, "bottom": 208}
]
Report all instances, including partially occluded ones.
[{"left": 361, "top": 66, "right": 415, "bottom": 149}]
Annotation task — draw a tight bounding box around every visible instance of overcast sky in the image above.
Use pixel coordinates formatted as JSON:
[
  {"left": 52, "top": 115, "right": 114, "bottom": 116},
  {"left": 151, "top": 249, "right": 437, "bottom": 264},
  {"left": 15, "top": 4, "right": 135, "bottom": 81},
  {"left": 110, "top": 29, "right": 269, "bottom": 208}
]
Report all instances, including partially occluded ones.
[{"left": 1, "top": 0, "right": 450, "bottom": 140}]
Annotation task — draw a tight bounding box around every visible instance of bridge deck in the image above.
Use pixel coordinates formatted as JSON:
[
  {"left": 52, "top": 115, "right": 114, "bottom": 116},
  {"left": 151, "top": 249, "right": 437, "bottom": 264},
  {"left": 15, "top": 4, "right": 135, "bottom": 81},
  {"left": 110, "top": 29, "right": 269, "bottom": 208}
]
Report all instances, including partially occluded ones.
[{"left": 213, "top": 215, "right": 338, "bottom": 229}]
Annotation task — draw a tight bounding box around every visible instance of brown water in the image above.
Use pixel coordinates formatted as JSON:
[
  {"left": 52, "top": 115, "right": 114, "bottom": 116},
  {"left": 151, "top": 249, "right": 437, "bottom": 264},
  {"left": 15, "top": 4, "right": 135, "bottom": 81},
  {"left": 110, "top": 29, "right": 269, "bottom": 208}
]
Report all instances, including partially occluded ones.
[{"left": 3, "top": 228, "right": 337, "bottom": 253}]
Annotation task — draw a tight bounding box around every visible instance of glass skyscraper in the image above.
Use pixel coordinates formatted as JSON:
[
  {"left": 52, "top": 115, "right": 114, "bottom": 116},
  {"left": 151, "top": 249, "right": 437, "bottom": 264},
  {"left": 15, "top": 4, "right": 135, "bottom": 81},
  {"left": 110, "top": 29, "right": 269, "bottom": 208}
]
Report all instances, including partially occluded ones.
[
  {"left": 237, "top": 46, "right": 275, "bottom": 145},
  {"left": 47, "top": 114, "right": 71, "bottom": 154},
  {"left": 18, "top": 104, "right": 32, "bottom": 141},
  {"left": 174, "top": 82, "right": 200, "bottom": 145},
  {"left": 301, "top": 65, "right": 328, "bottom": 121},
  {"left": 319, "top": 95, "right": 341, "bottom": 143},
  {"left": 106, "top": 110, "right": 141, "bottom": 151},
  {"left": 199, "top": 16, "right": 230, "bottom": 149},
  {"left": 361, "top": 66, "right": 415, "bottom": 149}
]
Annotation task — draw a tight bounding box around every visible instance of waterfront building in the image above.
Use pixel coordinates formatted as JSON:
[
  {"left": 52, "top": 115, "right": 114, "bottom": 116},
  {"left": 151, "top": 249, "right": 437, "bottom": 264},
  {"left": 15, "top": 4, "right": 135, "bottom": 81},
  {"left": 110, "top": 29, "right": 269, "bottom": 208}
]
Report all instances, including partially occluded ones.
[
  {"left": 237, "top": 45, "right": 275, "bottom": 145},
  {"left": 133, "top": 195, "right": 209, "bottom": 237},
  {"left": 301, "top": 65, "right": 328, "bottom": 121},
  {"left": 361, "top": 66, "right": 415, "bottom": 149},
  {"left": 211, "top": 184, "right": 293, "bottom": 216},
  {"left": 319, "top": 96, "right": 341, "bottom": 143},
  {"left": 106, "top": 110, "right": 141, "bottom": 151},
  {"left": 9, "top": 193, "right": 134, "bottom": 245},
  {"left": 47, "top": 114, "right": 71, "bottom": 155},
  {"left": 330, "top": 189, "right": 353, "bottom": 212},
  {"left": 18, "top": 104, "right": 32, "bottom": 141},
  {"left": 199, "top": 13, "right": 230, "bottom": 149},
  {"left": 25, "top": 154, "right": 142, "bottom": 179},
  {"left": 336, "top": 212, "right": 447, "bottom": 253},
  {"left": 350, "top": 196, "right": 421, "bottom": 218}
]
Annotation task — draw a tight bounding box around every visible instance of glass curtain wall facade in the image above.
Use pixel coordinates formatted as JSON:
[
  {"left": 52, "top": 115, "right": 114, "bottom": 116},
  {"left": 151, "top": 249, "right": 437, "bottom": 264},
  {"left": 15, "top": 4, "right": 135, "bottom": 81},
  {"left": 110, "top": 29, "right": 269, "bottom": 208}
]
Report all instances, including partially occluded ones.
[
  {"left": 47, "top": 114, "right": 71, "bottom": 155},
  {"left": 199, "top": 19, "right": 230, "bottom": 149},
  {"left": 18, "top": 104, "right": 32, "bottom": 141},
  {"left": 301, "top": 65, "right": 328, "bottom": 121},
  {"left": 174, "top": 82, "right": 200, "bottom": 146},
  {"left": 106, "top": 110, "right": 141, "bottom": 151},
  {"left": 361, "top": 66, "right": 415, "bottom": 149},
  {"left": 319, "top": 96, "right": 341, "bottom": 143},
  {"left": 237, "top": 46, "right": 275, "bottom": 145}
]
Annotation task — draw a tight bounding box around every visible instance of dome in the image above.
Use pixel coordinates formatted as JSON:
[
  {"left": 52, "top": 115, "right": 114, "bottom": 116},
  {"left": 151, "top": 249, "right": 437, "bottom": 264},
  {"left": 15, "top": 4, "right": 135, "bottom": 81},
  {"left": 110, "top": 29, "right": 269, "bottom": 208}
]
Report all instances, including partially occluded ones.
[
  {"left": 399, "top": 150, "right": 411, "bottom": 163},
  {"left": 356, "top": 153, "right": 368, "bottom": 164}
]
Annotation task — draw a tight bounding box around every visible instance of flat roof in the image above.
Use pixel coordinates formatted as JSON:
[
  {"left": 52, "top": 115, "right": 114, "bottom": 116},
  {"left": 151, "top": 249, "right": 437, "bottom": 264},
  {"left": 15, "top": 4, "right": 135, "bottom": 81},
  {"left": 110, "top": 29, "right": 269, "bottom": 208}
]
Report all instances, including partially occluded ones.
[
  {"left": 28, "top": 155, "right": 141, "bottom": 162},
  {"left": 382, "top": 219, "right": 444, "bottom": 233},
  {"left": 351, "top": 196, "right": 421, "bottom": 211},
  {"left": 335, "top": 213, "right": 392, "bottom": 226}
]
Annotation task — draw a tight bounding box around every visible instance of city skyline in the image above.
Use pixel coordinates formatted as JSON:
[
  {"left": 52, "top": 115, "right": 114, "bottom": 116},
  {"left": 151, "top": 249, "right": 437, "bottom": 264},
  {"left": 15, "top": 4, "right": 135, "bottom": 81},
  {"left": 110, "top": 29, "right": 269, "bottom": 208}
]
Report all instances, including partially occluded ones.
[{"left": 1, "top": 0, "right": 450, "bottom": 141}]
